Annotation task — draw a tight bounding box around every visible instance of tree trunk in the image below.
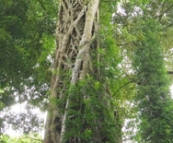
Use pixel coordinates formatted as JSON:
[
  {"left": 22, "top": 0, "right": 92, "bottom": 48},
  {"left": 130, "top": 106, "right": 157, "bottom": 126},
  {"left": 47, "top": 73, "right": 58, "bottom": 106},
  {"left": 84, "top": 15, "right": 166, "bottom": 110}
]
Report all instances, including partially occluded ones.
[{"left": 44, "top": 0, "right": 100, "bottom": 143}]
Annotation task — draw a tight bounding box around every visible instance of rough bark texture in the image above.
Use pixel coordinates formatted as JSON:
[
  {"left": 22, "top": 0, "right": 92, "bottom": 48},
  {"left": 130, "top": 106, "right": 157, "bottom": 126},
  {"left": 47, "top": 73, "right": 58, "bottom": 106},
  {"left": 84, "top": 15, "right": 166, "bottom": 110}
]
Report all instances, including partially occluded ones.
[{"left": 44, "top": 0, "right": 99, "bottom": 143}]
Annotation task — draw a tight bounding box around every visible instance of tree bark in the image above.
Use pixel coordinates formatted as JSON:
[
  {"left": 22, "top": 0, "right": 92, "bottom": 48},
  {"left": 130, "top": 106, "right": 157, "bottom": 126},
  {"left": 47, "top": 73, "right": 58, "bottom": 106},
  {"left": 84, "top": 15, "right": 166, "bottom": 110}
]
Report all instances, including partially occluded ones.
[{"left": 44, "top": 1, "right": 99, "bottom": 143}]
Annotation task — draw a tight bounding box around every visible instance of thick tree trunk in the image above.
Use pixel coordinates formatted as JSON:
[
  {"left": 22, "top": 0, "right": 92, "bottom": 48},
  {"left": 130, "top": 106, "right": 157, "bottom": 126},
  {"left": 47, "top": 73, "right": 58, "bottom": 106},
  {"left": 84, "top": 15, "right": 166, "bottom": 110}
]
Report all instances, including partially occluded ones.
[{"left": 44, "top": 1, "right": 99, "bottom": 143}]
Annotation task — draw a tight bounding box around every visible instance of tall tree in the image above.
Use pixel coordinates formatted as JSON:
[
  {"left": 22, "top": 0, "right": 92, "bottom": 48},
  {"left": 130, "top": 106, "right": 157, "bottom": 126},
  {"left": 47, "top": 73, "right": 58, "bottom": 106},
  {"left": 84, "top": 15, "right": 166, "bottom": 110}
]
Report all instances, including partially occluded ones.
[
  {"left": 44, "top": 0, "right": 118, "bottom": 143},
  {"left": 112, "top": 1, "right": 173, "bottom": 142},
  {"left": 133, "top": 17, "right": 173, "bottom": 143}
]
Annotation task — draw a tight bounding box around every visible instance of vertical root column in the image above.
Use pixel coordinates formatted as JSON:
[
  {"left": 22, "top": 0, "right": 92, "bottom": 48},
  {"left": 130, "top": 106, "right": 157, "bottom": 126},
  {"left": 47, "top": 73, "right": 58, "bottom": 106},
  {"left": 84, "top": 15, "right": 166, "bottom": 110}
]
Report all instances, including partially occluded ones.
[
  {"left": 44, "top": 1, "right": 88, "bottom": 143},
  {"left": 59, "top": 0, "right": 100, "bottom": 142},
  {"left": 44, "top": 0, "right": 100, "bottom": 143}
]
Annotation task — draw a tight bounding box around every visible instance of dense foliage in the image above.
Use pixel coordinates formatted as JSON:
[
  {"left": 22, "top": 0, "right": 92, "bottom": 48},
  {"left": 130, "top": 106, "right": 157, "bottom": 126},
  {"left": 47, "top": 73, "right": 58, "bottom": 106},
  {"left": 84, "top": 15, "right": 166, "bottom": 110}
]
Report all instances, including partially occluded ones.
[
  {"left": 0, "top": 134, "right": 42, "bottom": 143},
  {"left": 0, "top": 0, "right": 57, "bottom": 136},
  {"left": 0, "top": 0, "right": 173, "bottom": 142},
  {"left": 133, "top": 18, "right": 173, "bottom": 142}
]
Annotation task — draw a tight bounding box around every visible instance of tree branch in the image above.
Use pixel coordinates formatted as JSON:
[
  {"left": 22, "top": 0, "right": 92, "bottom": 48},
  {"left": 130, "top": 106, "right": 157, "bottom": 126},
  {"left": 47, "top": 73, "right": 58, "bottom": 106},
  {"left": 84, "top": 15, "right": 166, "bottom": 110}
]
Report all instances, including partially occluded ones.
[{"left": 167, "top": 71, "right": 173, "bottom": 74}]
